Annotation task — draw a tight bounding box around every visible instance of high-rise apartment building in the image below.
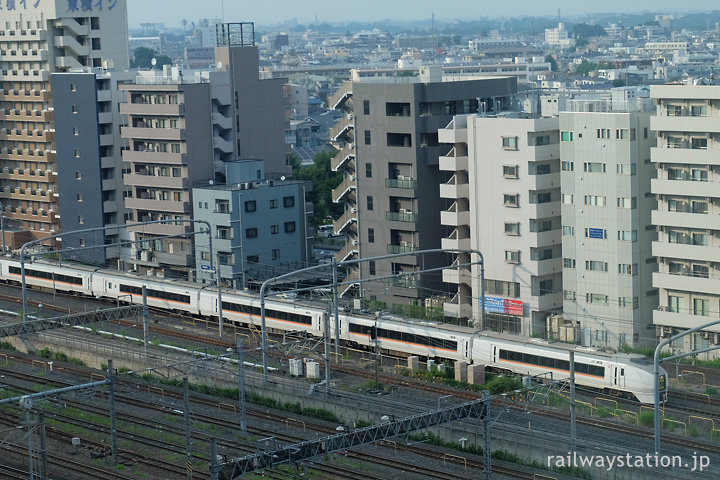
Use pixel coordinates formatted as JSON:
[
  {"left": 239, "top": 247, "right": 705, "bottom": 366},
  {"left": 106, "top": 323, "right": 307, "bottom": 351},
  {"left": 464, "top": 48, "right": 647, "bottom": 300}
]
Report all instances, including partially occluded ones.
[
  {"left": 651, "top": 85, "right": 720, "bottom": 357},
  {"left": 0, "top": 0, "right": 128, "bottom": 248},
  {"left": 561, "top": 89, "right": 657, "bottom": 349},
  {"left": 438, "top": 114, "right": 562, "bottom": 335},
  {"left": 329, "top": 66, "right": 516, "bottom": 306}
]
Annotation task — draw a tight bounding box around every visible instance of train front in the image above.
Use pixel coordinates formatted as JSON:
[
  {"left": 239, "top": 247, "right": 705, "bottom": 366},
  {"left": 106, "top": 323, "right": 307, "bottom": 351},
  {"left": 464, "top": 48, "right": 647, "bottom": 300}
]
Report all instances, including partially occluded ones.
[{"left": 626, "top": 354, "right": 668, "bottom": 404}]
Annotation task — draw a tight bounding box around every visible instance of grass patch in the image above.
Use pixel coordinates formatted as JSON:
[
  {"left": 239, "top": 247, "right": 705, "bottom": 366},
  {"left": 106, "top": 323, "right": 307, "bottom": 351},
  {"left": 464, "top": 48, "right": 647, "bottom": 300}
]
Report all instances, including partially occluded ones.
[
  {"left": 638, "top": 411, "right": 654, "bottom": 427},
  {"left": 0, "top": 341, "right": 16, "bottom": 351},
  {"left": 397, "top": 366, "right": 521, "bottom": 394}
]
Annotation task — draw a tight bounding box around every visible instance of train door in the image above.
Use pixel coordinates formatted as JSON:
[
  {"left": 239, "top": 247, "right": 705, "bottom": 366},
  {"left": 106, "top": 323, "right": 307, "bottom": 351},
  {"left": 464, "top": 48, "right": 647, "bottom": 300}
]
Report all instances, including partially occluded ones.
[
  {"left": 612, "top": 366, "right": 626, "bottom": 388},
  {"left": 491, "top": 344, "right": 498, "bottom": 364}
]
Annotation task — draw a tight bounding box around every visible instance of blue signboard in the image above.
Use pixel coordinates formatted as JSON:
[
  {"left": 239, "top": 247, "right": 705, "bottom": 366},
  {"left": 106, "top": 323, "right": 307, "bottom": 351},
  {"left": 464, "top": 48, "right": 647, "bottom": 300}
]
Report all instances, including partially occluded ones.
[
  {"left": 201, "top": 265, "right": 216, "bottom": 271},
  {"left": 588, "top": 228, "right": 605, "bottom": 239},
  {"left": 483, "top": 296, "right": 505, "bottom": 314}
]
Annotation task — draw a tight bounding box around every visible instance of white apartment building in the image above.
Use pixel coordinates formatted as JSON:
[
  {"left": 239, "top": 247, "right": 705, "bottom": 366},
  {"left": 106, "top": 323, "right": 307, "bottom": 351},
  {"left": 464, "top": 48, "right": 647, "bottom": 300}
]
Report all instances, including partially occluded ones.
[
  {"left": 560, "top": 91, "right": 657, "bottom": 349},
  {"left": 544, "top": 22, "right": 573, "bottom": 48},
  {"left": 651, "top": 85, "right": 720, "bottom": 357},
  {"left": 438, "top": 114, "right": 562, "bottom": 336}
]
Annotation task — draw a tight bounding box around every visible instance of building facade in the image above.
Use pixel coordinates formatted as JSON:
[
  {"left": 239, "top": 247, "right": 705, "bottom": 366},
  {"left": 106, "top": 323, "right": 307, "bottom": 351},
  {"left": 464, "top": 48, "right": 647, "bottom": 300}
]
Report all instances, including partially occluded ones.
[
  {"left": 329, "top": 66, "right": 516, "bottom": 307},
  {"left": 561, "top": 92, "right": 657, "bottom": 349},
  {"left": 192, "top": 160, "right": 312, "bottom": 287},
  {"left": 438, "top": 114, "right": 562, "bottom": 335},
  {"left": 0, "top": 0, "right": 128, "bottom": 248},
  {"left": 651, "top": 85, "right": 720, "bottom": 357}
]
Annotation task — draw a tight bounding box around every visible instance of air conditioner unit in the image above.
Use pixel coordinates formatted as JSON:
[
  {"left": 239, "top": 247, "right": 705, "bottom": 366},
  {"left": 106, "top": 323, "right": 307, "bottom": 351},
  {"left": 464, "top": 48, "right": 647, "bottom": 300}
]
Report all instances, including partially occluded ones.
[
  {"left": 399, "top": 208, "right": 408, "bottom": 214},
  {"left": 140, "top": 251, "right": 150, "bottom": 261}
]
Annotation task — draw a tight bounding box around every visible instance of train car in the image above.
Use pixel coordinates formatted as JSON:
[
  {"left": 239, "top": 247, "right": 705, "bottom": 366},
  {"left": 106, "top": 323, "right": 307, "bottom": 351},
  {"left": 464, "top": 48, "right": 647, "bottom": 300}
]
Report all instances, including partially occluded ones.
[
  {"left": 199, "top": 289, "right": 325, "bottom": 336},
  {"left": 345, "top": 314, "right": 467, "bottom": 362},
  {"left": 0, "top": 257, "right": 93, "bottom": 295},
  {"left": 470, "top": 332, "right": 666, "bottom": 403},
  {"left": 91, "top": 270, "right": 203, "bottom": 315}
]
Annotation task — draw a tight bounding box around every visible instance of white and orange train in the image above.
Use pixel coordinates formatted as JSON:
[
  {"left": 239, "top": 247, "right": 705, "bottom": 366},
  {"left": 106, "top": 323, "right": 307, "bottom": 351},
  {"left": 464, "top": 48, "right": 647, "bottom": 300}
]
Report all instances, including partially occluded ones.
[{"left": 0, "top": 257, "right": 667, "bottom": 403}]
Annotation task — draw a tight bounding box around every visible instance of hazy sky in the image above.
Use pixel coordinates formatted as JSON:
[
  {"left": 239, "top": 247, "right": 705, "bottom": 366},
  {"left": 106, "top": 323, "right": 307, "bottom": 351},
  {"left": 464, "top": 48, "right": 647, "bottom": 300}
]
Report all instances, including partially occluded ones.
[{"left": 127, "top": 0, "right": 717, "bottom": 28}]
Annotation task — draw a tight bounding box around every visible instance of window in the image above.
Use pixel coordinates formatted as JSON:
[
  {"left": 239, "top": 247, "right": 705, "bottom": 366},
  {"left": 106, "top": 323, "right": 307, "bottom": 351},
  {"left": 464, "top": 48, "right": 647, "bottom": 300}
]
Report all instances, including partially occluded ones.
[
  {"left": 562, "top": 225, "right": 574, "bottom": 236},
  {"left": 532, "top": 248, "right": 553, "bottom": 261},
  {"left": 535, "top": 135, "right": 550, "bottom": 146},
  {"left": 283, "top": 196, "right": 295, "bottom": 208},
  {"left": 535, "top": 164, "right": 551, "bottom": 175},
  {"left": 270, "top": 199, "right": 278, "bottom": 209},
  {"left": 503, "top": 165, "right": 518, "bottom": 178},
  {"left": 539, "top": 279, "right": 553, "bottom": 295},
  {"left": 585, "top": 260, "right": 608, "bottom": 272},
  {"left": 667, "top": 136, "right": 683, "bottom": 148},
  {"left": 617, "top": 197, "right": 636, "bottom": 209},
  {"left": 70, "top": 83, "right": 77, "bottom": 92},
  {"left": 618, "top": 297, "right": 639, "bottom": 309},
  {"left": 618, "top": 263, "right": 637, "bottom": 275},
  {"left": 484, "top": 279, "right": 520, "bottom": 298},
  {"left": 364, "top": 130, "right": 371, "bottom": 145},
  {"left": 368, "top": 228, "right": 375, "bottom": 243},
  {"left": 74, "top": 149, "right": 80, "bottom": 158},
  {"left": 584, "top": 195, "right": 606, "bottom": 207},
  {"left": 76, "top": 193, "right": 82, "bottom": 202},
  {"left": 365, "top": 163, "right": 372, "bottom": 178},
  {"left": 217, "top": 226, "right": 231, "bottom": 239},
  {"left": 530, "top": 220, "right": 552, "bottom": 232},
  {"left": 245, "top": 228, "right": 258, "bottom": 238},
  {"left": 77, "top": 215, "right": 84, "bottom": 224},
  {"left": 505, "top": 250, "right": 520, "bottom": 264},
  {"left": 366, "top": 196, "right": 374, "bottom": 210},
  {"left": 503, "top": 194, "right": 519, "bottom": 207},
  {"left": 666, "top": 104, "right": 682, "bottom": 116},
  {"left": 586, "top": 293, "right": 608, "bottom": 305},
  {"left": 692, "top": 201, "right": 708, "bottom": 214},
  {"left": 691, "top": 169, "right": 708, "bottom": 182},
  {"left": 75, "top": 172, "right": 82, "bottom": 180},
  {"left": 363, "top": 100, "right": 370, "bottom": 115},
  {"left": 244, "top": 200, "right": 256, "bottom": 212},
  {"left": 561, "top": 161, "right": 574, "bottom": 171},
  {"left": 616, "top": 163, "right": 636, "bottom": 175},
  {"left": 272, "top": 249, "right": 280, "bottom": 260},
  {"left": 691, "top": 105, "right": 708, "bottom": 117},
  {"left": 502, "top": 136, "right": 518, "bottom": 150},
  {"left": 617, "top": 230, "right": 637, "bottom": 242},
  {"left": 563, "top": 258, "right": 576, "bottom": 268},
  {"left": 71, "top": 105, "right": 78, "bottom": 114},
  {"left": 564, "top": 290, "right": 576, "bottom": 301},
  {"left": 284, "top": 221, "right": 296, "bottom": 233},
  {"left": 536, "top": 192, "right": 552, "bottom": 204},
  {"left": 369, "top": 260, "right": 376, "bottom": 275},
  {"left": 692, "top": 138, "right": 708, "bottom": 149},
  {"left": 72, "top": 126, "right": 79, "bottom": 136},
  {"left": 504, "top": 222, "right": 519, "bottom": 235},
  {"left": 247, "top": 255, "right": 259, "bottom": 263},
  {"left": 692, "top": 232, "right": 708, "bottom": 246},
  {"left": 560, "top": 131, "right": 573, "bottom": 142},
  {"left": 561, "top": 194, "right": 574, "bottom": 205},
  {"left": 583, "top": 162, "right": 605, "bottom": 173},
  {"left": 694, "top": 298, "right": 710, "bottom": 316},
  {"left": 668, "top": 295, "right": 685, "bottom": 313},
  {"left": 693, "top": 264, "right": 709, "bottom": 278},
  {"left": 215, "top": 200, "right": 230, "bottom": 213},
  {"left": 271, "top": 225, "right": 279, "bottom": 234}
]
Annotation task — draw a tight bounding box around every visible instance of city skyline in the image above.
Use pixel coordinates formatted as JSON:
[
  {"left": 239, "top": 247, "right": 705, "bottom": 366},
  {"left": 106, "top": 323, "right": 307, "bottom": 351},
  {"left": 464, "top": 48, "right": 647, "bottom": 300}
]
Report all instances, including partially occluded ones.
[{"left": 126, "top": 0, "right": 719, "bottom": 29}]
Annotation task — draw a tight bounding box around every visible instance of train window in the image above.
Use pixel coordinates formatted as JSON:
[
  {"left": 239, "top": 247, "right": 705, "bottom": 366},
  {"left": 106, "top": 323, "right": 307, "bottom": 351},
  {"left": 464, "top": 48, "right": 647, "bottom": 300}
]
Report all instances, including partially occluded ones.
[
  {"left": 539, "top": 356, "right": 555, "bottom": 368},
  {"left": 630, "top": 357, "right": 651, "bottom": 365},
  {"left": 524, "top": 354, "right": 538, "bottom": 365},
  {"left": 556, "top": 360, "right": 569, "bottom": 371}
]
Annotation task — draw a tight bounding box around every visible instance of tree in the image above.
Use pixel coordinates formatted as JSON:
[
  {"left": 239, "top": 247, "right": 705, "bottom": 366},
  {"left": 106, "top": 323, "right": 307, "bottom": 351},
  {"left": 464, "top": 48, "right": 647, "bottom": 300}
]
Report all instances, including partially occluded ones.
[
  {"left": 544, "top": 54, "right": 558, "bottom": 72},
  {"left": 291, "top": 150, "right": 343, "bottom": 227},
  {"left": 131, "top": 47, "right": 173, "bottom": 69},
  {"left": 571, "top": 23, "right": 608, "bottom": 38},
  {"left": 574, "top": 61, "right": 598, "bottom": 76}
]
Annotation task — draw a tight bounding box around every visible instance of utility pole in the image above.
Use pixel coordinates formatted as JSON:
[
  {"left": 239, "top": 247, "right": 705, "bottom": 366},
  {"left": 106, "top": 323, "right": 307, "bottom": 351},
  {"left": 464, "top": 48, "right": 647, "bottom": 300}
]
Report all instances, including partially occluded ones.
[
  {"left": 142, "top": 287, "right": 149, "bottom": 364},
  {"left": 184, "top": 378, "right": 193, "bottom": 480},
  {"left": 570, "top": 351, "right": 576, "bottom": 452},
  {"left": 217, "top": 251, "right": 224, "bottom": 338},
  {"left": 108, "top": 359, "right": 118, "bottom": 466},
  {"left": 237, "top": 339, "right": 247, "bottom": 433}
]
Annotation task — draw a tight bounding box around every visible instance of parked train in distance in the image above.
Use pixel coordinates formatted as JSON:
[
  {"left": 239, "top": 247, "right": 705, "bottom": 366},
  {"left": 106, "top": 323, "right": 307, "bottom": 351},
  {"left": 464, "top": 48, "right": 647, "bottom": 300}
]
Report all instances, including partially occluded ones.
[{"left": 0, "top": 258, "right": 667, "bottom": 403}]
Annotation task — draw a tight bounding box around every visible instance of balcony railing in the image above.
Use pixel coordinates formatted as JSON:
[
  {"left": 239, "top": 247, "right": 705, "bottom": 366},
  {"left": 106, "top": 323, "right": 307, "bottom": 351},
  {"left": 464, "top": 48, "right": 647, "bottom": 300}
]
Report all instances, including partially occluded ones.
[
  {"left": 386, "top": 211, "right": 417, "bottom": 223},
  {"left": 385, "top": 178, "right": 416, "bottom": 189},
  {"left": 387, "top": 244, "right": 418, "bottom": 254}
]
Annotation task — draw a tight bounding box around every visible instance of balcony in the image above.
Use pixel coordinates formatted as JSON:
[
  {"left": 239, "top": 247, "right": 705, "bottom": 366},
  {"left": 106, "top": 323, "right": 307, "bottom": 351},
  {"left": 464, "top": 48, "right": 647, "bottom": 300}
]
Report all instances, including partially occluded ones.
[
  {"left": 650, "top": 147, "right": 720, "bottom": 166},
  {"left": 154, "top": 252, "right": 193, "bottom": 267},
  {"left": 651, "top": 115, "right": 720, "bottom": 134},
  {"left": 121, "top": 126, "right": 185, "bottom": 141},
  {"left": 123, "top": 173, "right": 187, "bottom": 189},
  {"left": 387, "top": 243, "right": 418, "bottom": 254},
  {"left": 443, "top": 294, "right": 473, "bottom": 319},
  {"left": 0, "top": 89, "right": 49, "bottom": 102},
  {"left": 385, "top": 177, "right": 416, "bottom": 189},
  {"left": 441, "top": 229, "right": 471, "bottom": 251},
  {"left": 654, "top": 308, "right": 720, "bottom": 333},
  {"left": 652, "top": 210, "right": 720, "bottom": 230},
  {"left": 531, "top": 172, "right": 559, "bottom": 190},
  {"left": 653, "top": 272, "right": 720, "bottom": 297},
  {"left": 331, "top": 175, "right": 356, "bottom": 203},
  {"left": 331, "top": 143, "right": 355, "bottom": 172},
  {"left": 126, "top": 222, "right": 188, "bottom": 236},
  {"left": 122, "top": 150, "right": 186, "bottom": 165},
  {"left": 54, "top": 56, "right": 83, "bottom": 69},
  {"left": 439, "top": 180, "right": 469, "bottom": 199},
  {"left": 439, "top": 148, "right": 468, "bottom": 172},
  {"left": 438, "top": 117, "right": 468, "bottom": 144},
  {"left": 442, "top": 261, "right": 472, "bottom": 285},
  {"left": 124, "top": 197, "right": 189, "bottom": 214},
  {"left": 532, "top": 257, "right": 562, "bottom": 276},
  {"left": 651, "top": 178, "right": 717, "bottom": 198},
  {"left": 120, "top": 102, "right": 185, "bottom": 116},
  {"left": 389, "top": 275, "right": 418, "bottom": 289},
  {"left": 530, "top": 200, "right": 560, "bottom": 219},
  {"left": 335, "top": 240, "right": 359, "bottom": 262},
  {"left": 386, "top": 211, "right": 417, "bottom": 223},
  {"left": 652, "top": 241, "right": 720, "bottom": 263},
  {"left": 330, "top": 115, "right": 354, "bottom": 142},
  {"left": 333, "top": 208, "right": 357, "bottom": 235},
  {"left": 329, "top": 83, "right": 352, "bottom": 110},
  {"left": 440, "top": 208, "right": 470, "bottom": 227},
  {"left": 98, "top": 112, "right": 113, "bottom": 124}
]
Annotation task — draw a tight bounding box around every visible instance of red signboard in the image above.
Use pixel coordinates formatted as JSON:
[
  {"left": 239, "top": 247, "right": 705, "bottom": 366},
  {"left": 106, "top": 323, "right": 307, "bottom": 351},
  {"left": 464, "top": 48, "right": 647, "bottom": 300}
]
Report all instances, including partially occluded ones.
[{"left": 504, "top": 299, "right": 523, "bottom": 316}]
